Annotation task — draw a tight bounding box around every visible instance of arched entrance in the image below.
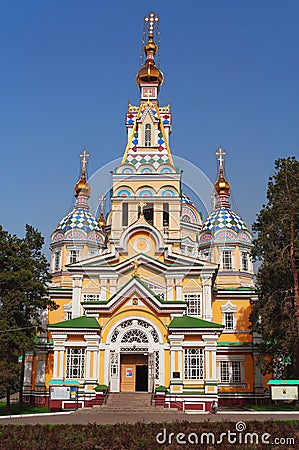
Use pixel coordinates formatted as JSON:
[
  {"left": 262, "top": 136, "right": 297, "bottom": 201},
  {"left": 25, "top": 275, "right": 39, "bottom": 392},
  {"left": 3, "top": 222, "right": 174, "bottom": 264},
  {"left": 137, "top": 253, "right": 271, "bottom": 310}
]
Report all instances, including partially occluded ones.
[{"left": 106, "top": 318, "right": 162, "bottom": 392}]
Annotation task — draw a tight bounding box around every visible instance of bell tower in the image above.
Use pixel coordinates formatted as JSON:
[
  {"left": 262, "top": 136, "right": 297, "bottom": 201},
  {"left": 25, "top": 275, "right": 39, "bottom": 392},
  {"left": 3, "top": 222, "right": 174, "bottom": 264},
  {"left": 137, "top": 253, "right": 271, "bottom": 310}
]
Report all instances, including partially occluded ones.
[{"left": 108, "top": 12, "right": 182, "bottom": 251}]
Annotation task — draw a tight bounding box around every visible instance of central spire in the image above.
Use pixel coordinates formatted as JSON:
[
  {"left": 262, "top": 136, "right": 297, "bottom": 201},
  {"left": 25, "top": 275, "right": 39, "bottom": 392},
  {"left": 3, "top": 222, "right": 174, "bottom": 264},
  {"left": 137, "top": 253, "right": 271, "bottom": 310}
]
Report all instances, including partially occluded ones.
[{"left": 136, "top": 12, "right": 164, "bottom": 96}]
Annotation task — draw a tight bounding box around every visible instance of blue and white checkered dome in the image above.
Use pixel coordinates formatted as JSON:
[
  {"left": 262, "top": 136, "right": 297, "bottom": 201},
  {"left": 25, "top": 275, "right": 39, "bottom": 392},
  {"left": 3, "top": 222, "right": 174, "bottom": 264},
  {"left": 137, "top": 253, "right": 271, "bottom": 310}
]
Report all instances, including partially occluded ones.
[
  {"left": 56, "top": 208, "right": 101, "bottom": 233},
  {"left": 201, "top": 207, "right": 248, "bottom": 232},
  {"left": 182, "top": 193, "right": 195, "bottom": 206}
]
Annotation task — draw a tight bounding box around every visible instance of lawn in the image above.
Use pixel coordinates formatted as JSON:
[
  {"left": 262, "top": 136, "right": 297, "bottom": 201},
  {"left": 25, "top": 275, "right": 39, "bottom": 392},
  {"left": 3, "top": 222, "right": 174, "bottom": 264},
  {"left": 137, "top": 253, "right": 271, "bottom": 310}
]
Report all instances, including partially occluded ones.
[
  {"left": 0, "top": 402, "right": 49, "bottom": 416},
  {"left": 245, "top": 402, "right": 299, "bottom": 411}
]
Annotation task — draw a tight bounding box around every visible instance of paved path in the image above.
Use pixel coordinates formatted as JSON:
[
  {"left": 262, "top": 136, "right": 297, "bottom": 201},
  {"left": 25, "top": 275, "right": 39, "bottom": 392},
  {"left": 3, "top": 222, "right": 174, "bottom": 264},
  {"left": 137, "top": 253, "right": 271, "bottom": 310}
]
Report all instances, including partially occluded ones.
[{"left": 0, "top": 409, "right": 298, "bottom": 425}]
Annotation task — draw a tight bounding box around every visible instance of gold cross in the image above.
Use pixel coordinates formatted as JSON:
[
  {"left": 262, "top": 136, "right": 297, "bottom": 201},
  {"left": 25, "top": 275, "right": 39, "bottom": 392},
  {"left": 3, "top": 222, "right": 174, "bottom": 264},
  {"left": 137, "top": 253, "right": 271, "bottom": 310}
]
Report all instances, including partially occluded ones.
[
  {"left": 138, "top": 201, "right": 147, "bottom": 215},
  {"left": 216, "top": 147, "right": 226, "bottom": 169},
  {"left": 80, "top": 149, "right": 90, "bottom": 171},
  {"left": 132, "top": 259, "right": 139, "bottom": 277}
]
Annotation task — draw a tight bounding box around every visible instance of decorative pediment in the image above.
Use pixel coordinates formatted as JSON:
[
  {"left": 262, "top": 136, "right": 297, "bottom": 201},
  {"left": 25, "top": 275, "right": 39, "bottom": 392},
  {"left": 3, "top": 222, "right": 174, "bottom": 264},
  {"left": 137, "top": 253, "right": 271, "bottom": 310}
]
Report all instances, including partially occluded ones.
[{"left": 81, "top": 277, "right": 187, "bottom": 315}]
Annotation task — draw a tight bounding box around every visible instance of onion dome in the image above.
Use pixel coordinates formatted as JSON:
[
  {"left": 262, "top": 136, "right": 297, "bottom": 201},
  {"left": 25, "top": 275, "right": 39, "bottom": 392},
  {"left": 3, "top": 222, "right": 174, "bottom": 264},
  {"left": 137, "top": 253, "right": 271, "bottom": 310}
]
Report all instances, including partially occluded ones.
[
  {"left": 201, "top": 147, "right": 249, "bottom": 233},
  {"left": 214, "top": 168, "right": 230, "bottom": 196},
  {"left": 54, "top": 150, "right": 102, "bottom": 234},
  {"left": 74, "top": 171, "right": 91, "bottom": 197},
  {"left": 136, "top": 32, "right": 164, "bottom": 88},
  {"left": 56, "top": 208, "right": 101, "bottom": 233},
  {"left": 98, "top": 213, "right": 106, "bottom": 231}
]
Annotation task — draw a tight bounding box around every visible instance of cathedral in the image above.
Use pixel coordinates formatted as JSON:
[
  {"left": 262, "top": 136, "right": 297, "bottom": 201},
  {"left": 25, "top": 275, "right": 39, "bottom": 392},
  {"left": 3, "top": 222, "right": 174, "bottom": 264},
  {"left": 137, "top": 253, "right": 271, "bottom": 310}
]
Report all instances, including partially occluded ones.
[{"left": 23, "top": 12, "right": 265, "bottom": 411}]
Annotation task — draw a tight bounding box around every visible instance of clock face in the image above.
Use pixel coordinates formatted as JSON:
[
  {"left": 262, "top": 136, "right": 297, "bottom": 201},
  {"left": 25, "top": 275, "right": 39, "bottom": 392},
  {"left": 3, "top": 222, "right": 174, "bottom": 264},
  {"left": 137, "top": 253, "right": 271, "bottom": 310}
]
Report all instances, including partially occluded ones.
[{"left": 182, "top": 206, "right": 197, "bottom": 224}]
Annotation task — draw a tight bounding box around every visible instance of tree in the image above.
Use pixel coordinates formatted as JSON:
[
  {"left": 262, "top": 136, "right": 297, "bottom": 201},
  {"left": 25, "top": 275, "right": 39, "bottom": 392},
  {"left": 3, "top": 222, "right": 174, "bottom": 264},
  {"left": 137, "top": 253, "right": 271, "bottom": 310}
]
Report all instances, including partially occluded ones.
[
  {"left": 0, "top": 224, "right": 55, "bottom": 412},
  {"left": 251, "top": 157, "right": 299, "bottom": 379}
]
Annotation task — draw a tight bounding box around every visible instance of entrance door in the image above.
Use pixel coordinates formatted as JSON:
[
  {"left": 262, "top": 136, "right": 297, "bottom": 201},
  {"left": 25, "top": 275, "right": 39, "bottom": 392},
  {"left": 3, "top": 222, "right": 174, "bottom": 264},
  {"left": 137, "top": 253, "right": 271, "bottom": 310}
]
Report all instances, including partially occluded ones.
[
  {"left": 136, "top": 365, "right": 148, "bottom": 392},
  {"left": 121, "top": 364, "right": 135, "bottom": 391},
  {"left": 120, "top": 354, "right": 148, "bottom": 392}
]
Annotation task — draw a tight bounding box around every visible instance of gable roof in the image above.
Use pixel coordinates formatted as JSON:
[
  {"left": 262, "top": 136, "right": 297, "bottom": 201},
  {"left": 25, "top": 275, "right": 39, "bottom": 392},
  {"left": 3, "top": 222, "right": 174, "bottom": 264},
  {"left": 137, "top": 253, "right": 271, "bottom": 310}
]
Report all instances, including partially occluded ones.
[
  {"left": 82, "top": 276, "right": 187, "bottom": 315},
  {"left": 49, "top": 316, "right": 101, "bottom": 329},
  {"left": 169, "top": 315, "right": 223, "bottom": 329}
]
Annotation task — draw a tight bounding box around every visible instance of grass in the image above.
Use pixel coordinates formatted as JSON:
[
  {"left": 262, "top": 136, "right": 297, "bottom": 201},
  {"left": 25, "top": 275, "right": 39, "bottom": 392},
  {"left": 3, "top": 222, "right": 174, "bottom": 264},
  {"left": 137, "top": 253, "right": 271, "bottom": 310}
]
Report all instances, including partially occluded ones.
[
  {"left": 0, "top": 402, "right": 50, "bottom": 416},
  {"left": 245, "top": 402, "right": 299, "bottom": 411}
]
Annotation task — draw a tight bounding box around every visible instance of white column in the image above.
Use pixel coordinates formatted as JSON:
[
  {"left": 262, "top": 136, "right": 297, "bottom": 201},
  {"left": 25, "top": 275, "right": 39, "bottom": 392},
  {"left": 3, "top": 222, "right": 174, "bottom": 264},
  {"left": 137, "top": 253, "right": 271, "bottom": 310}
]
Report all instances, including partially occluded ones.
[
  {"left": 202, "top": 334, "right": 219, "bottom": 394},
  {"left": 52, "top": 335, "right": 66, "bottom": 380},
  {"left": 85, "top": 334, "right": 100, "bottom": 384},
  {"left": 72, "top": 274, "right": 83, "bottom": 318},
  {"left": 59, "top": 349, "right": 65, "bottom": 379},
  {"left": 165, "top": 276, "right": 174, "bottom": 301},
  {"left": 200, "top": 273, "right": 213, "bottom": 321},
  {"left": 100, "top": 278, "right": 108, "bottom": 300},
  {"left": 169, "top": 334, "right": 184, "bottom": 393},
  {"left": 175, "top": 275, "right": 184, "bottom": 301},
  {"left": 109, "top": 275, "right": 118, "bottom": 297}
]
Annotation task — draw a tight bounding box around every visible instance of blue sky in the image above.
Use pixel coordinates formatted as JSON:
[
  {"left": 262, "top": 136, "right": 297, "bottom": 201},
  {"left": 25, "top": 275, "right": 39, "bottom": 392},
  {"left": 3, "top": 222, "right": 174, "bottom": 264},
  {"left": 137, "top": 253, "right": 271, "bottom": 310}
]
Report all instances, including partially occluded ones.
[{"left": 1, "top": 0, "right": 298, "bottom": 257}]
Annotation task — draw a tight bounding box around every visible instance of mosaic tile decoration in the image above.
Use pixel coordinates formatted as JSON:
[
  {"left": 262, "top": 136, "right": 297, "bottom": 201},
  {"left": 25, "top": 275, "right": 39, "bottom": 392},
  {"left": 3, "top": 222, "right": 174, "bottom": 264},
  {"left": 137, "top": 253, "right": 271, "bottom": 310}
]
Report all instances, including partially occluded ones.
[
  {"left": 202, "top": 207, "right": 248, "bottom": 232},
  {"left": 57, "top": 208, "right": 101, "bottom": 233},
  {"left": 125, "top": 153, "right": 170, "bottom": 169},
  {"left": 182, "top": 193, "right": 195, "bottom": 206}
]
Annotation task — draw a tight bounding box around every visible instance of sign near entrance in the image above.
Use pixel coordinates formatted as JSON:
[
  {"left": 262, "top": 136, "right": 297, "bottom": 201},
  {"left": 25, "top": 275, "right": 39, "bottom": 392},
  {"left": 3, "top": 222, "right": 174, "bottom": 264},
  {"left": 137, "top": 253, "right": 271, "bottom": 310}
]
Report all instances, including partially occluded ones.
[
  {"left": 126, "top": 368, "right": 133, "bottom": 377},
  {"left": 50, "top": 386, "right": 71, "bottom": 400},
  {"left": 271, "top": 386, "right": 298, "bottom": 400}
]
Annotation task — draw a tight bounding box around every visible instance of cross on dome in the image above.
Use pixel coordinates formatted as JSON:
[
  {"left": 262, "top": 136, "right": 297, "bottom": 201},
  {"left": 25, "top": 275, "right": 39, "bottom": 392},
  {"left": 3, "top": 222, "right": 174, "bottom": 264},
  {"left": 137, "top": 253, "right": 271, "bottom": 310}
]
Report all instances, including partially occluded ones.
[
  {"left": 144, "top": 12, "right": 159, "bottom": 32},
  {"left": 80, "top": 149, "right": 90, "bottom": 172},
  {"left": 216, "top": 147, "right": 226, "bottom": 169}
]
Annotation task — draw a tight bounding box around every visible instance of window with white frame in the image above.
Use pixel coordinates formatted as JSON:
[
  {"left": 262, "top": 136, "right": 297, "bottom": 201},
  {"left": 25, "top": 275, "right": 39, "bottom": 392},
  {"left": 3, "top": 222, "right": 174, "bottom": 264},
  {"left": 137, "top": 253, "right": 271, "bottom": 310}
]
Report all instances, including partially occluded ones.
[
  {"left": 221, "top": 301, "right": 237, "bottom": 331},
  {"left": 184, "top": 348, "right": 204, "bottom": 380},
  {"left": 241, "top": 251, "right": 249, "bottom": 272},
  {"left": 144, "top": 123, "right": 152, "bottom": 147},
  {"left": 54, "top": 251, "right": 61, "bottom": 271},
  {"left": 232, "top": 361, "right": 242, "bottom": 383},
  {"left": 219, "top": 360, "right": 243, "bottom": 384},
  {"left": 222, "top": 250, "right": 232, "bottom": 270},
  {"left": 184, "top": 294, "right": 201, "bottom": 316},
  {"left": 66, "top": 348, "right": 85, "bottom": 378},
  {"left": 224, "top": 312, "right": 234, "bottom": 330},
  {"left": 220, "top": 361, "right": 229, "bottom": 383},
  {"left": 69, "top": 249, "right": 79, "bottom": 264}
]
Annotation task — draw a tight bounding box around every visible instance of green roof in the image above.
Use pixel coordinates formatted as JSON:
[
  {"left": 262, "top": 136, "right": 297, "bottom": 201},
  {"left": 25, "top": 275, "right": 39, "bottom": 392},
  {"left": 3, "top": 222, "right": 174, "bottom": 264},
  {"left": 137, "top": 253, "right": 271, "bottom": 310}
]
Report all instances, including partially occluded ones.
[
  {"left": 81, "top": 277, "right": 186, "bottom": 306},
  {"left": 268, "top": 380, "right": 299, "bottom": 385},
  {"left": 217, "top": 341, "right": 253, "bottom": 347},
  {"left": 169, "top": 315, "right": 222, "bottom": 329},
  {"left": 49, "top": 316, "right": 101, "bottom": 329}
]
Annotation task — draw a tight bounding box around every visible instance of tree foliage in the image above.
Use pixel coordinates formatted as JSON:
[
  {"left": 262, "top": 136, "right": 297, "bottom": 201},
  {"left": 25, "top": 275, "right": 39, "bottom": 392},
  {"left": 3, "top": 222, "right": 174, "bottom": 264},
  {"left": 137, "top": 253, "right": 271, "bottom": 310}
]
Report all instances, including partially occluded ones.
[
  {"left": 251, "top": 157, "right": 299, "bottom": 378},
  {"left": 0, "top": 225, "right": 55, "bottom": 410}
]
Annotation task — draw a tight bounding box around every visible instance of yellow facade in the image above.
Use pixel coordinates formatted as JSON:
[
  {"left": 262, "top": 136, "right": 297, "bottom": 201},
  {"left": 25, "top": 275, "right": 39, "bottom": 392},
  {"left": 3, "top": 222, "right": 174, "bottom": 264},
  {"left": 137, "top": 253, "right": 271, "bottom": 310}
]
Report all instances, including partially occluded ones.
[{"left": 24, "top": 12, "right": 266, "bottom": 410}]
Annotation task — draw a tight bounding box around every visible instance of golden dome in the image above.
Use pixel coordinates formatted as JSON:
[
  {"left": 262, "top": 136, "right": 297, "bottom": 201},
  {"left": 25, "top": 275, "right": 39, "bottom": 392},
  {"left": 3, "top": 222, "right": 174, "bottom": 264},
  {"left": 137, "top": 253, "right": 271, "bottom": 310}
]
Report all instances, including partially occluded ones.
[
  {"left": 98, "top": 213, "right": 106, "bottom": 230},
  {"left": 214, "top": 168, "right": 230, "bottom": 195},
  {"left": 74, "top": 171, "right": 91, "bottom": 197},
  {"left": 136, "top": 33, "right": 164, "bottom": 87},
  {"left": 136, "top": 63, "right": 164, "bottom": 86}
]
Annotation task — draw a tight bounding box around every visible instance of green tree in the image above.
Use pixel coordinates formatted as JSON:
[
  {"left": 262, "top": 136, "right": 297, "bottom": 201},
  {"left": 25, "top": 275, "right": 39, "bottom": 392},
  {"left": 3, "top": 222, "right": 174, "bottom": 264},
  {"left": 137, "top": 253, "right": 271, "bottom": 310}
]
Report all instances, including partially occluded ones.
[
  {"left": 0, "top": 225, "right": 55, "bottom": 412},
  {"left": 251, "top": 157, "right": 299, "bottom": 379}
]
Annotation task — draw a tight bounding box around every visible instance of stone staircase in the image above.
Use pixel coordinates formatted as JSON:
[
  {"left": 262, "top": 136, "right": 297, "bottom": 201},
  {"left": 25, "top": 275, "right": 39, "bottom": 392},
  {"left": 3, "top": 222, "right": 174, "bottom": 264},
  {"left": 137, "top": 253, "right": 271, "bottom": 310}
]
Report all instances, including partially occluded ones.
[{"left": 92, "top": 392, "right": 182, "bottom": 414}]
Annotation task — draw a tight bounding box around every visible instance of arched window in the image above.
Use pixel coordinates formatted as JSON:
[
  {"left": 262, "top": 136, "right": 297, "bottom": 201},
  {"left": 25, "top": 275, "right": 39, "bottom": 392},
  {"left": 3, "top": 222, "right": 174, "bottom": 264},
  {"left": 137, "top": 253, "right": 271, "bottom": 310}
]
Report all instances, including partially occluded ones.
[{"left": 145, "top": 123, "right": 151, "bottom": 147}]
